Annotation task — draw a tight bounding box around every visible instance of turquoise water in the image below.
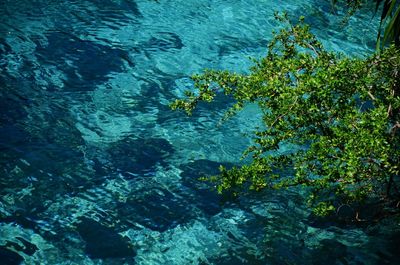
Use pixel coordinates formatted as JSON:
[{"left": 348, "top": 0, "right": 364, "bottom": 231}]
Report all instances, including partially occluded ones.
[{"left": 1, "top": 0, "right": 399, "bottom": 264}]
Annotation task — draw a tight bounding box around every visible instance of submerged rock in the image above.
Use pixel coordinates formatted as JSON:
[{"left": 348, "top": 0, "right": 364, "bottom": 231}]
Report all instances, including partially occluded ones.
[
  {"left": 35, "top": 31, "right": 131, "bottom": 91},
  {"left": 107, "top": 137, "right": 174, "bottom": 176},
  {"left": 179, "top": 159, "right": 235, "bottom": 216},
  {"left": 118, "top": 187, "right": 193, "bottom": 232},
  {"left": 76, "top": 218, "right": 136, "bottom": 259}
]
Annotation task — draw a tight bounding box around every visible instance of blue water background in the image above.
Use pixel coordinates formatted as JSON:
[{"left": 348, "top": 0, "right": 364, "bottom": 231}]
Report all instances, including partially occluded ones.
[{"left": 1, "top": 0, "right": 399, "bottom": 264}]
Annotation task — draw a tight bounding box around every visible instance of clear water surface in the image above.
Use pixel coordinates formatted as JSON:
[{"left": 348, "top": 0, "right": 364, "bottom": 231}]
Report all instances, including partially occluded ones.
[{"left": 1, "top": 0, "right": 399, "bottom": 264}]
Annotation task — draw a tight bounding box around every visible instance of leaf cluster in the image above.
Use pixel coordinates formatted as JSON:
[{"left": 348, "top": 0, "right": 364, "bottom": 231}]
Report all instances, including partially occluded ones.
[{"left": 171, "top": 13, "right": 400, "bottom": 216}]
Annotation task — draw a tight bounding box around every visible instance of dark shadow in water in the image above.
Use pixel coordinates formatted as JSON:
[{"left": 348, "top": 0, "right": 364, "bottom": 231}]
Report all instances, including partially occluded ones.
[
  {"left": 77, "top": 217, "right": 136, "bottom": 259},
  {"left": 215, "top": 34, "right": 269, "bottom": 58},
  {"left": 0, "top": 37, "right": 12, "bottom": 58},
  {"left": 145, "top": 32, "right": 184, "bottom": 52},
  {"left": 117, "top": 187, "right": 193, "bottom": 232},
  {"left": 203, "top": 253, "right": 267, "bottom": 265},
  {"left": 0, "top": 211, "right": 38, "bottom": 233},
  {"left": 308, "top": 239, "right": 349, "bottom": 265},
  {"left": 35, "top": 31, "right": 132, "bottom": 91},
  {"left": 0, "top": 237, "right": 38, "bottom": 265},
  {"left": 290, "top": 5, "right": 330, "bottom": 31},
  {"left": 107, "top": 137, "right": 174, "bottom": 177},
  {"left": 6, "top": 237, "right": 38, "bottom": 256},
  {"left": 179, "top": 159, "right": 237, "bottom": 216},
  {"left": 0, "top": 75, "right": 30, "bottom": 126},
  {"left": 0, "top": 246, "right": 23, "bottom": 265},
  {"left": 385, "top": 233, "right": 400, "bottom": 264}
]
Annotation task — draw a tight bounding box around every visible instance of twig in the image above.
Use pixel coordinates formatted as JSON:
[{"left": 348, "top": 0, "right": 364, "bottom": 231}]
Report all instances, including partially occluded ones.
[{"left": 367, "top": 91, "right": 376, "bottom": 101}]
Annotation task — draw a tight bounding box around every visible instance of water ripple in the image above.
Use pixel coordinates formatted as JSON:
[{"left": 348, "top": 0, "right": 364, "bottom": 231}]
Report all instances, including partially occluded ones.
[{"left": 0, "top": 0, "right": 397, "bottom": 264}]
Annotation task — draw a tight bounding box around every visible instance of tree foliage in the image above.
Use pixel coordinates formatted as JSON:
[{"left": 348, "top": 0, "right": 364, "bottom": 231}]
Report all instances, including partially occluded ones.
[{"left": 171, "top": 13, "right": 400, "bottom": 217}]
